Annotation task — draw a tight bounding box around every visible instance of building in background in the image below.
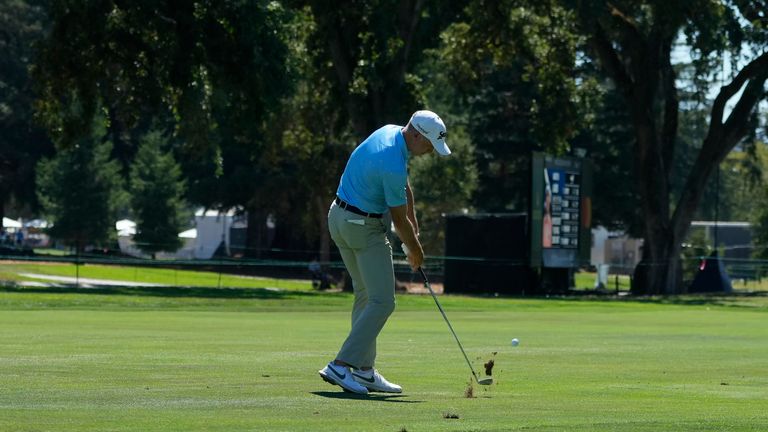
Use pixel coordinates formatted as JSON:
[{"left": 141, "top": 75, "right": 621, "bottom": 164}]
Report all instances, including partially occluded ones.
[
  {"left": 590, "top": 226, "right": 642, "bottom": 275},
  {"left": 689, "top": 221, "right": 752, "bottom": 259},
  {"left": 116, "top": 208, "right": 250, "bottom": 260}
]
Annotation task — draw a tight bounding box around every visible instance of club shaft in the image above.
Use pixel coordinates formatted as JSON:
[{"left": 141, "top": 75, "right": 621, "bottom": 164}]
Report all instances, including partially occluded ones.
[{"left": 418, "top": 267, "right": 482, "bottom": 383}]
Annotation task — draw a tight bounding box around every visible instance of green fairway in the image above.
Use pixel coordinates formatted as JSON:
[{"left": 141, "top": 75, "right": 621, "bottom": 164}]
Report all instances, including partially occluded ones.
[
  {"left": 1, "top": 285, "right": 767, "bottom": 431},
  {"left": 0, "top": 261, "right": 312, "bottom": 291}
]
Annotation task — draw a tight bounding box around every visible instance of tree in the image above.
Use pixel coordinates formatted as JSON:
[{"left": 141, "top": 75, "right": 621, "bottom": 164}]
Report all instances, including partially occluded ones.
[
  {"left": 568, "top": 0, "right": 768, "bottom": 294},
  {"left": 36, "top": 118, "right": 125, "bottom": 251},
  {"left": 33, "top": 1, "right": 295, "bottom": 256},
  {"left": 0, "top": 0, "right": 54, "bottom": 220},
  {"left": 267, "top": 2, "right": 471, "bottom": 260},
  {"left": 748, "top": 142, "right": 768, "bottom": 259},
  {"left": 276, "top": 7, "right": 354, "bottom": 262},
  {"left": 409, "top": 135, "right": 479, "bottom": 255},
  {"left": 409, "top": 34, "right": 482, "bottom": 255},
  {"left": 429, "top": 0, "right": 585, "bottom": 212},
  {"left": 296, "top": 0, "right": 468, "bottom": 140},
  {"left": 129, "top": 131, "right": 187, "bottom": 259}
]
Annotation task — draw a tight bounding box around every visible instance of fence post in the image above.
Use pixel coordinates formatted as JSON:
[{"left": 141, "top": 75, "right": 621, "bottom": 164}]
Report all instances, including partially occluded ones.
[
  {"left": 75, "top": 240, "right": 80, "bottom": 288},
  {"left": 217, "top": 257, "right": 222, "bottom": 289}
]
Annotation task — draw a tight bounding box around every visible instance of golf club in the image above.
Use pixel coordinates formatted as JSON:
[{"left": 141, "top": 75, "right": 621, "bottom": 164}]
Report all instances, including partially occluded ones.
[{"left": 418, "top": 267, "right": 493, "bottom": 386}]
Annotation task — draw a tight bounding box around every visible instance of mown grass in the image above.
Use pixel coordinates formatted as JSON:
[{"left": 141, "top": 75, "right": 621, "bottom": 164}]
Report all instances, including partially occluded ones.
[
  {"left": 1, "top": 277, "right": 767, "bottom": 431},
  {"left": 0, "top": 261, "right": 312, "bottom": 290},
  {"left": 573, "top": 271, "right": 632, "bottom": 291}
]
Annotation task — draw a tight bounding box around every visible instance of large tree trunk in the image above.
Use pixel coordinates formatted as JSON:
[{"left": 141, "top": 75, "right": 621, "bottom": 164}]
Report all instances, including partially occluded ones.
[
  {"left": 635, "top": 230, "right": 683, "bottom": 295},
  {"left": 579, "top": 3, "right": 768, "bottom": 295},
  {"left": 245, "top": 206, "right": 266, "bottom": 259}
]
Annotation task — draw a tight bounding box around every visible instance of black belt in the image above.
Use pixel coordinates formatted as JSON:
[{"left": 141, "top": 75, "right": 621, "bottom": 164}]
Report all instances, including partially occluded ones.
[{"left": 335, "top": 197, "right": 383, "bottom": 218}]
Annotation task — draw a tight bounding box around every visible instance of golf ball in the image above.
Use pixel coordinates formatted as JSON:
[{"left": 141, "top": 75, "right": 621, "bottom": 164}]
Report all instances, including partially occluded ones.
[{"left": 511, "top": 338, "right": 520, "bottom": 347}]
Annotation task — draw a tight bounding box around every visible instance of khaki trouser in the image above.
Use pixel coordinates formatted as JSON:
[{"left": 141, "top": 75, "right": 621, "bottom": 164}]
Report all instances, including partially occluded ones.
[{"left": 328, "top": 201, "right": 395, "bottom": 368}]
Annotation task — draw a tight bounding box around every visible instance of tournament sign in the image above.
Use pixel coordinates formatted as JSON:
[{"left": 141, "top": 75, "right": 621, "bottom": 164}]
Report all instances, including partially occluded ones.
[{"left": 530, "top": 153, "right": 592, "bottom": 269}]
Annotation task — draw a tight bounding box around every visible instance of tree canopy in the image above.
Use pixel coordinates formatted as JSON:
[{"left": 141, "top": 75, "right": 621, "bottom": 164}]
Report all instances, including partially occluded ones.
[
  {"left": 0, "top": 0, "right": 53, "bottom": 221},
  {"left": 35, "top": 117, "right": 125, "bottom": 250},
  {"left": 2, "top": 0, "right": 766, "bottom": 294},
  {"left": 566, "top": 0, "right": 768, "bottom": 294},
  {"left": 129, "top": 130, "right": 187, "bottom": 258}
]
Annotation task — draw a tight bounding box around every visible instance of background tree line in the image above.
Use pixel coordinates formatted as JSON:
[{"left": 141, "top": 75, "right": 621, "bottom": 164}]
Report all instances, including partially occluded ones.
[{"left": 1, "top": 0, "right": 766, "bottom": 294}]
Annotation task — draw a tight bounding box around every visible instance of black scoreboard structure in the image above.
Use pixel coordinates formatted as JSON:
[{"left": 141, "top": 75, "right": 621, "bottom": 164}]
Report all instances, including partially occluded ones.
[
  {"left": 443, "top": 213, "right": 533, "bottom": 295},
  {"left": 442, "top": 153, "right": 592, "bottom": 295}
]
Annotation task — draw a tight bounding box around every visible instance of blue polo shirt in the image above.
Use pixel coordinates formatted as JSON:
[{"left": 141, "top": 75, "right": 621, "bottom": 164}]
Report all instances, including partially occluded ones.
[{"left": 336, "top": 125, "right": 409, "bottom": 214}]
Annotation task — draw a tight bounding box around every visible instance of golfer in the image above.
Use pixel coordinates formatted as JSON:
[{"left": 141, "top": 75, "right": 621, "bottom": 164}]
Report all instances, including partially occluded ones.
[{"left": 318, "top": 110, "right": 451, "bottom": 394}]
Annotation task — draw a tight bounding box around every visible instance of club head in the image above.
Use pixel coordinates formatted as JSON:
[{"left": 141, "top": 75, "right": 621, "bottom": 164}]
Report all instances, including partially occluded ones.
[{"left": 477, "top": 377, "right": 493, "bottom": 385}]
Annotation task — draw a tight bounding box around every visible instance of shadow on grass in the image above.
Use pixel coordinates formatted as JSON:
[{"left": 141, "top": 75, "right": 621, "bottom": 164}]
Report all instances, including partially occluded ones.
[
  {"left": 2, "top": 282, "right": 766, "bottom": 309},
  {"left": 637, "top": 291, "right": 768, "bottom": 306},
  {"left": 535, "top": 290, "right": 768, "bottom": 308},
  {"left": 310, "top": 391, "right": 422, "bottom": 403},
  {"left": 0, "top": 284, "right": 344, "bottom": 300}
]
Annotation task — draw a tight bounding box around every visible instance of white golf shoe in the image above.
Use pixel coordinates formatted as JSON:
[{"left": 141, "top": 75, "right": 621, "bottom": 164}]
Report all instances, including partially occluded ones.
[
  {"left": 318, "top": 362, "right": 369, "bottom": 395},
  {"left": 352, "top": 369, "right": 402, "bottom": 393}
]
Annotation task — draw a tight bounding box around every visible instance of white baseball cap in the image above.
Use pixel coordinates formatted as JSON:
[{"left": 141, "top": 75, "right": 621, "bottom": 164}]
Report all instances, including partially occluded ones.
[{"left": 410, "top": 110, "right": 451, "bottom": 156}]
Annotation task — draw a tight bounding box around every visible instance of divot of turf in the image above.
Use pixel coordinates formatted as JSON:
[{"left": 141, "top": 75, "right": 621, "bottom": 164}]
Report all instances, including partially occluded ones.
[{"left": 464, "top": 379, "right": 474, "bottom": 398}]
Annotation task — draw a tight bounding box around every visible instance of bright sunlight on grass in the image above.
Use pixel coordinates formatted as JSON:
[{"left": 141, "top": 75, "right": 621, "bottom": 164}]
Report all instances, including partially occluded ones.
[
  {"left": 0, "top": 261, "right": 312, "bottom": 291},
  {"left": 1, "top": 278, "right": 767, "bottom": 431}
]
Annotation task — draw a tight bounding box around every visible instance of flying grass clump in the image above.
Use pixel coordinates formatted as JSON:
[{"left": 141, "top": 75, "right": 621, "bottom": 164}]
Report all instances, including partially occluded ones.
[
  {"left": 484, "top": 359, "right": 495, "bottom": 376},
  {"left": 484, "top": 351, "right": 497, "bottom": 376}
]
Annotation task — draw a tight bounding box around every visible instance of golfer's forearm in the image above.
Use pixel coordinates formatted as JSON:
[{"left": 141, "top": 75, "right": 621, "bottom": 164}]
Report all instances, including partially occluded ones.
[
  {"left": 405, "top": 181, "right": 418, "bottom": 235},
  {"left": 395, "top": 220, "right": 420, "bottom": 253},
  {"left": 390, "top": 205, "right": 421, "bottom": 254}
]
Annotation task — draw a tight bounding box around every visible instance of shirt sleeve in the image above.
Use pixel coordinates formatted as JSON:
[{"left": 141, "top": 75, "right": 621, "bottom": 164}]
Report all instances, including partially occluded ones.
[{"left": 382, "top": 171, "right": 407, "bottom": 208}]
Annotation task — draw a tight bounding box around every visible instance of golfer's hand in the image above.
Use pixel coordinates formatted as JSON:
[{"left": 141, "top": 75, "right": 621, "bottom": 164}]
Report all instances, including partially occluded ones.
[{"left": 407, "top": 245, "right": 424, "bottom": 271}]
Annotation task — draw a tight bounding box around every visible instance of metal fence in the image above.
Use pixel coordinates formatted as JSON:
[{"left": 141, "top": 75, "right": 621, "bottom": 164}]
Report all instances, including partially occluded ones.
[{"left": 2, "top": 247, "right": 767, "bottom": 293}]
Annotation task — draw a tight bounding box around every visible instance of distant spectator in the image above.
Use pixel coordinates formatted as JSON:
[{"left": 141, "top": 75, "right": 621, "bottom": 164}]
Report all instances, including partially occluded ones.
[
  {"left": 15, "top": 230, "right": 24, "bottom": 246},
  {"left": 309, "top": 258, "right": 331, "bottom": 290},
  {"left": 309, "top": 258, "right": 321, "bottom": 274}
]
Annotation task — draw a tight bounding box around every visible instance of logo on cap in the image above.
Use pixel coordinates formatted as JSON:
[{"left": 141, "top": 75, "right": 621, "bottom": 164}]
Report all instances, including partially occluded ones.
[{"left": 438, "top": 131, "right": 446, "bottom": 141}]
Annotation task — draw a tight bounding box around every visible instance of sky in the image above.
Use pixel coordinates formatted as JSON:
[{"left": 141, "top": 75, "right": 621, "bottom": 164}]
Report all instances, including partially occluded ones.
[{"left": 670, "top": 26, "right": 767, "bottom": 129}]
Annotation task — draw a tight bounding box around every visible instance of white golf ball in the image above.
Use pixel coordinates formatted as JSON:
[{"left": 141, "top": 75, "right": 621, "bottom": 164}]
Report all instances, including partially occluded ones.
[{"left": 511, "top": 338, "right": 520, "bottom": 347}]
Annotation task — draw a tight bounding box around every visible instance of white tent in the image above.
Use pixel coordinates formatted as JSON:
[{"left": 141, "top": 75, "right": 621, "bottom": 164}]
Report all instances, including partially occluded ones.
[
  {"left": 115, "top": 220, "right": 198, "bottom": 259},
  {"left": 2, "top": 217, "right": 22, "bottom": 229},
  {"left": 115, "top": 219, "right": 144, "bottom": 258},
  {"left": 115, "top": 219, "right": 137, "bottom": 237},
  {"left": 23, "top": 219, "right": 50, "bottom": 229},
  {"left": 114, "top": 210, "right": 237, "bottom": 260},
  {"left": 178, "top": 228, "right": 197, "bottom": 239},
  {"left": 192, "top": 208, "right": 236, "bottom": 259},
  {"left": 157, "top": 229, "right": 197, "bottom": 259}
]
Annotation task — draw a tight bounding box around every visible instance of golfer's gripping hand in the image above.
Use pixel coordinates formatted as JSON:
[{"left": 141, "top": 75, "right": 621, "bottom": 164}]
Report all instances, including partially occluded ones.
[
  {"left": 402, "top": 242, "right": 424, "bottom": 271},
  {"left": 408, "top": 246, "right": 424, "bottom": 271}
]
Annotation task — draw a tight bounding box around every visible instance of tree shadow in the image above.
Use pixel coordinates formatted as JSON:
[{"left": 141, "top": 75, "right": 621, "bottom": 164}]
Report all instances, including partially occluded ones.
[
  {"left": 3, "top": 281, "right": 765, "bottom": 308},
  {"left": 633, "top": 291, "right": 768, "bottom": 308},
  {"left": 310, "top": 391, "right": 422, "bottom": 403},
  {"left": 526, "top": 290, "right": 768, "bottom": 308}
]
